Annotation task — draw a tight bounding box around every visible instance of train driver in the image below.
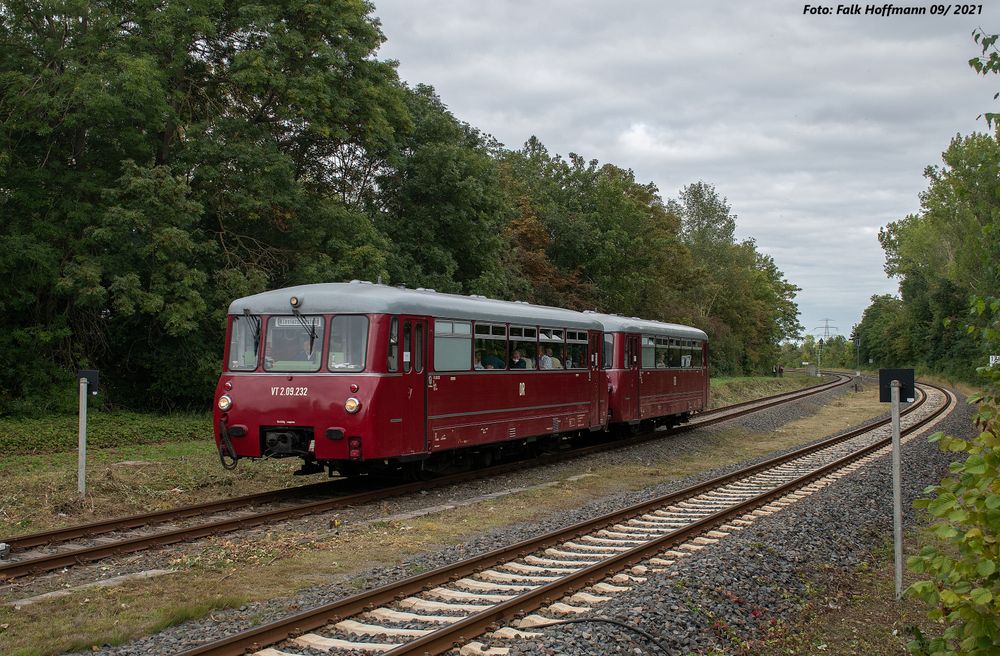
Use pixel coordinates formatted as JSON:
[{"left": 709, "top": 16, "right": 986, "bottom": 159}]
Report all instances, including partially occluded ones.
[{"left": 296, "top": 338, "right": 318, "bottom": 362}]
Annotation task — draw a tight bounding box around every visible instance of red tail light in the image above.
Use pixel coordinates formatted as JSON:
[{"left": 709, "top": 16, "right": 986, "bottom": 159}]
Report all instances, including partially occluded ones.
[{"left": 348, "top": 436, "right": 362, "bottom": 460}]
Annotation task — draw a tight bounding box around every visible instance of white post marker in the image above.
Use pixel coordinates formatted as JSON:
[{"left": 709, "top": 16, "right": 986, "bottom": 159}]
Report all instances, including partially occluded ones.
[
  {"left": 891, "top": 379, "right": 903, "bottom": 600},
  {"left": 78, "top": 377, "right": 88, "bottom": 497}
]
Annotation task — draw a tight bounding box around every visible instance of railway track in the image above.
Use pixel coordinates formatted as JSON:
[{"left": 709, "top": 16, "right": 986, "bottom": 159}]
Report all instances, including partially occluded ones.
[
  {"left": 173, "top": 381, "right": 954, "bottom": 656},
  {"left": 0, "top": 373, "right": 851, "bottom": 581}
]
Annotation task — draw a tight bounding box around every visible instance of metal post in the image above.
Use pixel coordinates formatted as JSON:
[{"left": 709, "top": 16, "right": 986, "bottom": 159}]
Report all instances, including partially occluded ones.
[
  {"left": 891, "top": 379, "right": 903, "bottom": 600},
  {"left": 78, "top": 378, "right": 87, "bottom": 497}
]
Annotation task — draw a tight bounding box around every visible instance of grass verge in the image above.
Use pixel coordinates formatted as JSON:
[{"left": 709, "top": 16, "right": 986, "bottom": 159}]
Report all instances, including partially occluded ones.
[
  {"left": 709, "top": 373, "right": 824, "bottom": 408},
  {"left": 0, "top": 386, "right": 887, "bottom": 655}
]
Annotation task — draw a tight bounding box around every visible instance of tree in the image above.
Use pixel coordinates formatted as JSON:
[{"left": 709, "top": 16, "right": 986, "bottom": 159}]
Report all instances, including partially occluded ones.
[{"left": 0, "top": 0, "right": 408, "bottom": 409}]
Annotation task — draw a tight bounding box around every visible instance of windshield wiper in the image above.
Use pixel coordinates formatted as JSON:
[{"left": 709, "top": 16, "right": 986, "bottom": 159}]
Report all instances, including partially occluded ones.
[
  {"left": 243, "top": 310, "right": 262, "bottom": 354},
  {"left": 292, "top": 311, "right": 318, "bottom": 354}
]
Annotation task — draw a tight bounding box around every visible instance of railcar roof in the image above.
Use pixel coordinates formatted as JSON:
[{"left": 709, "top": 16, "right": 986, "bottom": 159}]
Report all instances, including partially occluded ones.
[
  {"left": 229, "top": 281, "right": 603, "bottom": 330},
  {"left": 583, "top": 311, "right": 708, "bottom": 341}
]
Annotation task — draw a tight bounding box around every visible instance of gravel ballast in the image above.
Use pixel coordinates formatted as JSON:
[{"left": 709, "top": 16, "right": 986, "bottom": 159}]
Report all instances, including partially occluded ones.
[{"left": 66, "top": 381, "right": 970, "bottom": 656}]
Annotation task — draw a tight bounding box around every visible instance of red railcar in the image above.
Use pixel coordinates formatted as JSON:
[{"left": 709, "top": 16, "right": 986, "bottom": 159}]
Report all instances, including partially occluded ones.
[
  {"left": 584, "top": 312, "right": 709, "bottom": 429},
  {"left": 213, "top": 282, "right": 708, "bottom": 476}
]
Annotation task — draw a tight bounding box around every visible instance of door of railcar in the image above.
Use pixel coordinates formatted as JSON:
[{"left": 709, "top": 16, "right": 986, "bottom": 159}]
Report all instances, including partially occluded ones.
[
  {"left": 588, "top": 331, "right": 605, "bottom": 428},
  {"left": 399, "top": 316, "right": 428, "bottom": 452},
  {"left": 621, "top": 333, "right": 640, "bottom": 422}
]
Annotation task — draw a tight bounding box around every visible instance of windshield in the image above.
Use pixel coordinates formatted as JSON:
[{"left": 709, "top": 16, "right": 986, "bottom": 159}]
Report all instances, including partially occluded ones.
[
  {"left": 263, "top": 315, "right": 325, "bottom": 372},
  {"left": 228, "top": 315, "right": 261, "bottom": 371},
  {"left": 328, "top": 315, "right": 368, "bottom": 371}
]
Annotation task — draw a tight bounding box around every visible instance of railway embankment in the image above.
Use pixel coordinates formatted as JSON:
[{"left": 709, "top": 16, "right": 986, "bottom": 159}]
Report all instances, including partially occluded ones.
[{"left": 0, "top": 377, "right": 923, "bottom": 655}]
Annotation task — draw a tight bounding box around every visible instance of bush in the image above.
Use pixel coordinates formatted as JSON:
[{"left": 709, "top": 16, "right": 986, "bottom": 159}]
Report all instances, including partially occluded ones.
[{"left": 907, "top": 298, "right": 1000, "bottom": 655}]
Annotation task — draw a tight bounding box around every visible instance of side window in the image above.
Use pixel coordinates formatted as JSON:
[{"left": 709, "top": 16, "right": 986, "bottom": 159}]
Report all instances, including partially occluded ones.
[
  {"left": 538, "top": 328, "right": 565, "bottom": 369},
  {"left": 603, "top": 333, "right": 613, "bottom": 369},
  {"left": 624, "top": 336, "right": 631, "bottom": 369},
  {"left": 641, "top": 335, "right": 656, "bottom": 369},
  {"left": 508, "top": 326, "right": 537, "bottom": 369},
  {"left": 434, "top": 320, "right": 472, "bottom": 371},
  {"left": 564, "top": 330, "right": 587, "bottom": 369},
  {"left": 403, "top": 321, "right": 412, "bottom": 373},
  {"left": 387, "top": 317, "right": 399, "bottom": 372},
  {"left": 474, "top": 323, "right": 507, "bottom": 370},
  {"left": 691, "top": 340, "right": 703, "bottom": 368},
  {"left": 654, "top": 337, "right": 669, "bottom": 368},
  {"left": 668, "top": 338, "right": 682, "bottom": 367},
  {"left": 414, "top": 323, "right": 423, "bottom": 372}
]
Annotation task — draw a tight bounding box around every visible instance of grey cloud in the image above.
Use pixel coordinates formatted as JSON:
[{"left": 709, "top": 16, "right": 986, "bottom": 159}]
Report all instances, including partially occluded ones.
[{"left": 374, "top": 0, "right": 999, "bottom": 334}]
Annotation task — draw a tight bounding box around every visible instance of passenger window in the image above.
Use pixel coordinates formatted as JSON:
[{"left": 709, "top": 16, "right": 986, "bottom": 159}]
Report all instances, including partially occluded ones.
[
  {"left": 387, "top": 318, "right": 399, "bottom": 372},
  {"left": 641, "top": 335, "right": 656, "bottom": 369},
  {"left": 434, "top": 320, "right": 472, "bottom": 371},
  {"left": 654, "top": 337, "right": 669, "bottom": 368},
  {"left": 508, "top": 326, "right": 537, "bottom": 369},
  {"left": 403, "top": 321, "right": 412, "bottom": 373},
  {"left": 691, "top": 340, "right": 702, "bottom": 368},
  {"left": 668, "top": 339, "right": 682, "bottom": 367},
  {"left": 475, "top": 323, "right": 507, "bottom": 370},
  {"left": 564, "top": 330, "right": 587, "bottom": 369},
  {"left": 603, "top": 333, "right": 613, "bottom": 369},
  {"left": 538, "top": 327, "right": 565, "bottom": 369}
]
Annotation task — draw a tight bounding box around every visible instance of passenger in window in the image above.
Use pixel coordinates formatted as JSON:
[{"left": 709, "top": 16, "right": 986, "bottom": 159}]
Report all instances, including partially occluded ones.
[
  {"left": 483, "top": 351, "right": 504, "bottom": 369},
  {"left": 536, "top": 346, "right": 552, "bottom": 370},
  {"left": 474, "top": 350, "right": 485, "bottom": 370},
  {"left": 510, "top": 350, "right": 527, "bottom": 369},
  {"left": 561, "top": 348, "right": 572, "bottom": 369},
  {"left": 547, "top": 347, "right": 562, "bottom": 369},
  {"left": 656, "top": 354, "right": 667, "bottom": 368}
]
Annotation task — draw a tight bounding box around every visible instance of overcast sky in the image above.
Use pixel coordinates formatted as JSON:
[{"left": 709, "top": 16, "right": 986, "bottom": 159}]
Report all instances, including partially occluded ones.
[{"left": 372, "top": 0, "right": 998, "bottom": 340}]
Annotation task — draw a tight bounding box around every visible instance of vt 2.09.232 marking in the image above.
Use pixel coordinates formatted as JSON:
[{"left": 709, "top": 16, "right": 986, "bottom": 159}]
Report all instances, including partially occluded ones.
[{"left": 270, "top": 386, "right": 308, "bottom": 397}]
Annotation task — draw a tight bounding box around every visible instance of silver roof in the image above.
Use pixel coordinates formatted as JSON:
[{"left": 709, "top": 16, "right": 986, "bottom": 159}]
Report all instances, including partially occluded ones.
[
  {"left": 582, "top": 311, "right": 708, "bottom": 341},
  {"left": 229, "top": 281, "right": 603, "bottom": 331}
]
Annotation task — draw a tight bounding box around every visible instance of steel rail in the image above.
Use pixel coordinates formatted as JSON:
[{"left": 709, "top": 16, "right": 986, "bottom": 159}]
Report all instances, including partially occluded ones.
[
  {"left": 173, "top": 381, "right": 944, "bottom": 656},
  {"left": 0, "top": 375, "right": 849, "bottom": 580}
]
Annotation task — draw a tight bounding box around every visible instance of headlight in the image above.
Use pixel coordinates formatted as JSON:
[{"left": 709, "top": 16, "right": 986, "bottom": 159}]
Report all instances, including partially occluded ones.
[
  {"left": 218, "top": 395, "right": 233, "bottom": 411},
  {"left": 345, "top": 397, "right": 361, "bottom": 413}
]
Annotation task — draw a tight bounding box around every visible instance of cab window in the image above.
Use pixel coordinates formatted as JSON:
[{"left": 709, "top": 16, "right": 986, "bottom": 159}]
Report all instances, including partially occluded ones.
[
  {"left": 327, "top": 315, "right": 368, "bottom": 372},
  {"left": 263, "top": 316, "right": 324, "bottom": 372}
]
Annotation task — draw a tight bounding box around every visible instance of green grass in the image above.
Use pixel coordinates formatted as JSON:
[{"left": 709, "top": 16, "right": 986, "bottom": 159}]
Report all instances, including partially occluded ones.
[
  {"left": 0, "top": 409, "right": 210, "bottom": 455},
  {"left": 709, "top": 373, "right": 820, "bottom": 408}
]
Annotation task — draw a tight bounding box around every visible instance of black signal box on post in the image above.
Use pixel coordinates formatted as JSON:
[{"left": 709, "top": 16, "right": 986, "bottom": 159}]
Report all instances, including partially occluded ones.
[
  {"left": 879, "top": 368, "right": 914, "bottom": 403},
  {"left": 78, "top": 369, "right": 99, "bottom": 395}
]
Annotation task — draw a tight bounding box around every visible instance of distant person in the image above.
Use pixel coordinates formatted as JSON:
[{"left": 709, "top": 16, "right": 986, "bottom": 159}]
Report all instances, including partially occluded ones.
[
  {"left": 483, "top": 351, "right": 505, "bottom": 369},
  {"left": 474, "top": 350, "right": 485, "bottom": 370},
  {"left": 510, "top": 349, "right": 527, "bottom": 369},
  {"left": 778, "top": 365, "right": 784, "bottom": 378},
  {"left": 537, "top": 346, "right": 552, "bottom": 369},
  {"left": 772, "top": 365, "right": 777, "bottom": 377},
  {"left": 547, "top": 347, "right": 562, "bottom": 369}
]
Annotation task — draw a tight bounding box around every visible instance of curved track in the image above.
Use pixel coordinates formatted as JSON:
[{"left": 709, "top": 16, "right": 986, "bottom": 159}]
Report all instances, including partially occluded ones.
[
  {"left": 173, "top": 381, "right": 953, "bottom": 656},
  {"left": 0, "top": 374, "right": 851, "bottom": 581}
]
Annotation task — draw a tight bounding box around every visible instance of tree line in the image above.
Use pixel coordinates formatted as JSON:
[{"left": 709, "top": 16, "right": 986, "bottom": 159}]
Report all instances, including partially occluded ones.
[
  {"left": 850, "top": 128, "right": 998, "bottom": 380},
  {"left": 0, "top": 1, "right": 802, "bottom": 412}
]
